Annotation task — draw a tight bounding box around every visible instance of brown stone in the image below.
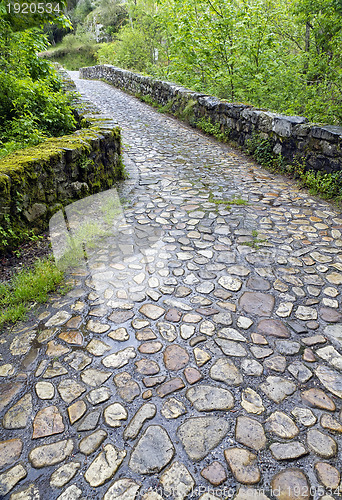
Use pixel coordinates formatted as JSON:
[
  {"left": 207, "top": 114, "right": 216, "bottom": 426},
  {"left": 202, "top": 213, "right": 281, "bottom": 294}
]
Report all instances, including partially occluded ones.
[
  {"left": 139, "top": 304, "right": 165, "bottom": 320},
  {"left": 59, "top": 330, "right": 83, "bottom": 345},
  {"left": 314, "top": 462, "right": 340, "bottom": 489},
  {"left": 143, "top": 376, "right": 166, "bottom": 387},
  {"left": 239, "top": 292, "right": 275, "bottom": 317},
  {"left": 68, "top": 400, "right": 87, "bottom": 424},
  {"left": 46, "top": 341, "right": 70, "bottom": 356},
  {"left": 301, "top": 388, "right": 336, "bottom": 411},
  {"left": 0, "top": 439, "right": 23, "bottom": 468},
  {"left": 320, "top": 307, "right": 342, "bottom": 323},
  {"left": 235, "top": 416, "right": 266, "bottom": 451},
  {"left": 224, "top": 448, "right": 260, "bottom": 485},
  {"left": 321, "top": 414, "right": 342, "bottom": 433},
  {"left": 138, "top": 341, "right": 163, "bottom": 354},
  {"left": 184, "top": 367, "right": 202, "bottom": 385},
  {"left": 247, "top": 276, "right": 271, "bottom": 291},
  {"left": 0, "top": 381, "right": 23, "bottom": 413},
  {"left": 32, "top": 406, "right": 64, "bottom": 439},
  {"left": 66, "top": 316, "right": 82, "bottom": 328},
  {"left": 257, "top": 319, "right": 290, "bottom": 338},
  {"left": 114, "top": 372, "right": 140, "bottom": 402},
  {"left": 201, "top": 461, "right": 227, "bottom": 486},
  {"left": 136, "top": 328, "right": 157, "bottom": 341},
  {"left": 164, "top": 308, "right": 182, "bottom": 322},
  {"left": 135, "top": 359, "right": 160, "bottom": 375},
  {"left": 302, "top": 348, "right": 316, "bottom": 362},
  {"left": 156, "top": 378, "right": 185, "bottom": 398},
  {"left": 163, "top": 345, "right": 190, "bottom": 371},
  {"left": 271, "top": 468, "right": 310, "bottom": 500}
]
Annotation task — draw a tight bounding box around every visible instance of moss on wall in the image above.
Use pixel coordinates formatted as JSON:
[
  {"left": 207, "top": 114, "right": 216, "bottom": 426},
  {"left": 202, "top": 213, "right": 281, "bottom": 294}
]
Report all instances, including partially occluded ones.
[{"left": 0, "top": 106, "right": 123, "bottom": 253}]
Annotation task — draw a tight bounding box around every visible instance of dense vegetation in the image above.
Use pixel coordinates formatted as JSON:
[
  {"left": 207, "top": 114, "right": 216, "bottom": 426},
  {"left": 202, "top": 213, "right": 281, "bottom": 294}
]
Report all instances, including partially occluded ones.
[
  {"left": 51, "top": 0, "right": 342, "bottom": 126},
  {"left": 0, "top": 0, "right": 77, "bottom": 159}
]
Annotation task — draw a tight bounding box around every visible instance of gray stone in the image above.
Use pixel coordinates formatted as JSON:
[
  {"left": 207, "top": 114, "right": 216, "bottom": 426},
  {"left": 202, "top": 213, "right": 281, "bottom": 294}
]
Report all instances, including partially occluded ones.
[
  {"left": 123, "top": 403, "right": 157, "bottom": 440},
  {"left": 80, "top": 369, "right": 111, "bottom": 387},
  {"left": 77, "top": 410, "right": 101, "bottom": 431},
  {"left": 3, "top": 394, "right": 32, "bottom": 429},
  {"left": 210, "top": 358, "right": 243, "bottom": 385},
  {"left": 177, "top": 417, "right": 229, "bottom": 461},
  {"left": 265, "top": 411, "right": 299, "bottom": 438},
  {"left": 288, "top": 361, "right": 312, "bottom": 383},
  {"left": 102, "top": 347, "right": 136, "bottom": 369},
  {"left": 104, "top": 403, "right": 128, "bottom": 427},
  {"left": 215, "top": 338, "right": 247, "bottom": 357},
  {"left": 315, "top": 365, "right": 342, "bottom": 399},
  {"left": 9, "top": 483, "right": 40, "bottom": 499},
  {"left": 56, "top": 485, "right": 82, "bottom": 500},
  {"left": 35, "top": 382, "right": 54, "bottom": 400},
  {"left": 129, "top": 425, "right": 174, "bottom": 474},
  {"left": 307, "top": 429, "right": 337, "bottom": 458},
  {"left": 241, "top": 388, "right": 265, "bottom": 414},
  {"left": 161, "top": 398, "right": 187, "bottom": 419},
  {"left": 79, "top": 430, "right": 107, "bottom": 455},
  {"left": 50, "top": 462, "right": 81, "bottom": 488},
  {"left": 260, "top": 376, "right": 296, "bottom": 403},
  {"left": 235, "top": 416, "right": 266, "bottom": 451},
  {"left": 270, "top": 442, "right": 308, "bottom": 460},
  {"left": 86, "top": 387, "right": 111, "bottom": 405},
  {"left": 186, "top": 385, "right": 234, "bottom": 411},
  {"left": 58, "top": 379, "right": 86, "bottom": 404}
]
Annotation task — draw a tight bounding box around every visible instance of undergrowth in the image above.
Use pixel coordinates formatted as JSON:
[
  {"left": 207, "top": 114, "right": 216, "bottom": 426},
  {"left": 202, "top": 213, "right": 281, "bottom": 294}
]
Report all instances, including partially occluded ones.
[{"left": 0, "top": 257, "right": 65, "bottom": 329}]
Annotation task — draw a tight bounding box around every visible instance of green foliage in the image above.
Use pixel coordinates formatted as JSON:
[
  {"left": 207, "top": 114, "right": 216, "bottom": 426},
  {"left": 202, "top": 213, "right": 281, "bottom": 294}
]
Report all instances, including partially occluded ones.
[
  {"left": 241, "top": 230, "right": 267, "bottom": 248},
  {"left": 40, "top": 31, "right": 99, "bottom": 70},
  {"left": 197, "top": 118, "right": 230, "bottom": 142},
  {"left": 0, "top": 7, "right": 77, "bottom": 157},
  {"left": 0, "top": 215, "right": 42, "bottom": 251},
  {"left": 300, "top": 169, "right": 342, "bottom": 201},
  {"left": 246, "top": 134, "right": 282, "bottom": 170},
  {"left": 0, "top": 257, "right": 64, "bottom": 329},
  {"left": 95, "top": 0, "right": 342, "bottom": 125}
]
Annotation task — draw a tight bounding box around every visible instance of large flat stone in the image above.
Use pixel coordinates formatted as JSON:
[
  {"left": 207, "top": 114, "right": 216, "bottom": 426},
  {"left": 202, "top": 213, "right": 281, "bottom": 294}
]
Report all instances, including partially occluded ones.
[
  {"left": 315, "top": 365, "right": 342, "bottom": 399},
  {"left": 3, "top": 394, "right": 32, "bottom": 429},
  {"left": 177, "top": 417, "right": 229, "bottom": 461},
  {"left": 257, "top": 319, "right": 290, "bottom": 338},
  {"left": 186, "top": 385, "right": 234, "bottom": 411},
  {"left": 129, "top": 425, "right": 174, "bottom": 474},
  {"left": 29, "top": 439, "right": 74, "bottom": 468},
  {"left": 239, "top": 292, "right": 275, "bottom": 316}
]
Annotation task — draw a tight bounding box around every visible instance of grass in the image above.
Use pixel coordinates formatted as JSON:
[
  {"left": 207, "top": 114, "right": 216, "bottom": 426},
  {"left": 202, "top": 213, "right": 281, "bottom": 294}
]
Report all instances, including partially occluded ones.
[
  {"left": 208, "top": 193, "right": 248, "bottom": 207},
  {"left": 0, "top": 257, "right": 65, "bottom": 329},
  {"left": 241, "top": 230, "right": 266, "bottom": 249}
]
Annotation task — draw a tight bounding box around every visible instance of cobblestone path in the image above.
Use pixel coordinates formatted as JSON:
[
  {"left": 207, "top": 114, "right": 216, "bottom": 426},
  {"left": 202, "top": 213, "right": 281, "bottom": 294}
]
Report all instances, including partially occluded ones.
[{"left": 1, "top": 72, "right": 342, "bottom": 500}]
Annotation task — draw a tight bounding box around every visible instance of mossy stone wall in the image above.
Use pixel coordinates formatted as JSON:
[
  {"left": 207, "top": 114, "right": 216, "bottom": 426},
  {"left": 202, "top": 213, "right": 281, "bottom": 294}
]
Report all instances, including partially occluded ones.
[{"left": 0, "top": 92, "right": 123, "bottom": 252}]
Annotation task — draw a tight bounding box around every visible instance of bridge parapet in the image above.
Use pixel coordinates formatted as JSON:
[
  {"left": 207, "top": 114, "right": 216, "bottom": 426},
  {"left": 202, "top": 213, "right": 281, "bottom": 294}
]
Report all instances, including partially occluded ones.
[{"left": 80, "top": 65, "right": 342, "bottom": 174}]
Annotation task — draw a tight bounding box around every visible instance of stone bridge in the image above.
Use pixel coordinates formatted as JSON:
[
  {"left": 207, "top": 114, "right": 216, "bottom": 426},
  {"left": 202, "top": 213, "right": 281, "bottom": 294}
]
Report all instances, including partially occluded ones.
[{"left": 0, "top": 70, "right": 342, "bottom": 500}]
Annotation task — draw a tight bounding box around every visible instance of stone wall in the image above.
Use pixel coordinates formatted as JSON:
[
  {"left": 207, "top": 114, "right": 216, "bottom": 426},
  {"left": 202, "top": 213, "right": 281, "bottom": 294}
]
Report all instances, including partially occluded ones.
[
  {"left": 80, "top": 64, "right": 342, "bottom": 174},
  {"left": 0, "top": 75, "right": 123, "bottom": 251}
]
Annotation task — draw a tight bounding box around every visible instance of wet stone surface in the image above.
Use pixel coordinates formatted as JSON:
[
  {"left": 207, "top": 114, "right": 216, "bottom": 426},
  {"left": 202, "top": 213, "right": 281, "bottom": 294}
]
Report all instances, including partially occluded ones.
[{"left": 0, "top": 71, "right": 342, "bottom": 498}]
